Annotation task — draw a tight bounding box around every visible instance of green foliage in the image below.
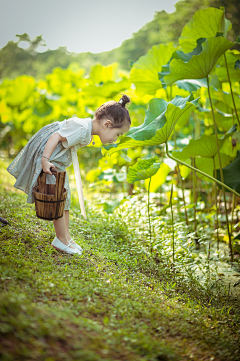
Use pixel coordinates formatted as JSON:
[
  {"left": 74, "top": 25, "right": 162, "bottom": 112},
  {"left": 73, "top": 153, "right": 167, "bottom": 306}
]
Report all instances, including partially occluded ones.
[
  {"left": 216, "top": 150, "right": 240, "bottom": 191},
  {"left": 129, "top": 44, "right": 175, "bottom": 95},
  {"left": 179, "top": 7, "right": 232, "bottom": 52},
  {"left": 127, "top": 156, "right": 160, "bottom": 183},
  {"left": 164, "top": 37, "right": 233, "bottom": 86}
]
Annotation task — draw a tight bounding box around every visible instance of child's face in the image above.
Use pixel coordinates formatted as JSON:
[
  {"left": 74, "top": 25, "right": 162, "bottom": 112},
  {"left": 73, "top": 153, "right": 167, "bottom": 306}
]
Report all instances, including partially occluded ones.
[{"left": 99, "top": 119, "right": 130, "bottom": 145}]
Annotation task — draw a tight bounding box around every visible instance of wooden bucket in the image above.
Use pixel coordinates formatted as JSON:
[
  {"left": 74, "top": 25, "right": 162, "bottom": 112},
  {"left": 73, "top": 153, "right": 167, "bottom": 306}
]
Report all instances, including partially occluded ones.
[{"left": 32, "top": 167, "right": 68, "bottom": 221}]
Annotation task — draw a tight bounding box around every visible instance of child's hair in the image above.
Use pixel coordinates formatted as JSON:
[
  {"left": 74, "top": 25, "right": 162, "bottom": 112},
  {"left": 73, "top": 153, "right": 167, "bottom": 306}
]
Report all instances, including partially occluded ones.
[{"left": 94, "top": 94, "right": 131, "bottom": 129}]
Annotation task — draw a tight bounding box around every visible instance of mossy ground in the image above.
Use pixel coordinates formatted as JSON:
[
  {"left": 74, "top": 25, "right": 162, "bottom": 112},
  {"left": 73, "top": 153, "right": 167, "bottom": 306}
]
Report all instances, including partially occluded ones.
[{"left": 0, "top": 159, "right": 240, "bottom": 361}]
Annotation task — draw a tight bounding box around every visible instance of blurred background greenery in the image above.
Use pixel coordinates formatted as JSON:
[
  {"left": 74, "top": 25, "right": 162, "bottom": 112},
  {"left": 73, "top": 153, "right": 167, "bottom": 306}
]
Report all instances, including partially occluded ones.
[{"left": 1, "top": 0, "right": 239, "bottom": 80}]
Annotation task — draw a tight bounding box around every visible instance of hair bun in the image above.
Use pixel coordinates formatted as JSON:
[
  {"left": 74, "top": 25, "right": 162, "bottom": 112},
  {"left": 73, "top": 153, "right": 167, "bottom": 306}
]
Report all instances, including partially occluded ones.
[{"left": 118, "top": 94, "right": 131, "bottom": 107}]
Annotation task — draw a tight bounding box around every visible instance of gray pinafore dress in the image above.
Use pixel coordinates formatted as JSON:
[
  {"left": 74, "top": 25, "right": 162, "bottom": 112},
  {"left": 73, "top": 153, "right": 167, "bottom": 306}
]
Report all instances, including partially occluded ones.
[{"left": 7, "top": 117, "right": 93, "bottom": 210}]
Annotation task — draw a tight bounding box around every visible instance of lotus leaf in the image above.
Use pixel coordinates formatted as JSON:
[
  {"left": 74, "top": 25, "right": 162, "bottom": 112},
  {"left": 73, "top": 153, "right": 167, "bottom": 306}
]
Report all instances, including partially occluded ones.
[
  {"left": 173, "top": 151, "right": 231, "bottom": 182},
  {"left": 144, "top": 163, "right": 171, "bottom": 192},
  {"left": 129, "top": 44, "right": 175, "bottom": 96},
  {"left": 164, "top": 37, "right": 233, "bottom": 86},
  {"left": 211, "top": 89, "right": 240, "bottom": 110},
  {"left": 216, "top": 50, "right": 240, "bottom": 82},
  {"left": 216, "top": 151, "right": 240, "bottom": 192},
  {"left": 179, "top": 7, "right": 232, "bottom": 52},
  {"left": 196, "top": 153, "right": 232, "bottom": 182},
  {"left": 127, "top": 157, "right": 160, "bottom": 183},
  {"left": 172, "top": 125, "right": 236, "bottom": 160}
]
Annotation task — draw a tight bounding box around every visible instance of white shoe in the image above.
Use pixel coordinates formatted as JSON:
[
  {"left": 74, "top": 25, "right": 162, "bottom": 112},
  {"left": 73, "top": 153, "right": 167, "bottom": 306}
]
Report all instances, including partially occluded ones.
[
  {"left": 69, "top": 238, "right": 83, "bottom": 252},
  {"left": 51, "top": 237, "right": 81, "bottom": 255}
]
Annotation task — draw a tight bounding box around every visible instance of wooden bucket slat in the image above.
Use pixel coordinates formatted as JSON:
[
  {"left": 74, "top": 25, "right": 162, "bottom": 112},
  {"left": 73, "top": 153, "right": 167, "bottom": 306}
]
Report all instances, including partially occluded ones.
[
  {"left": 39, "top": 172, "right": 46, "bottom": 194},
  {"left": 55, "top": 171, "right": 66, "bottom": 201}
]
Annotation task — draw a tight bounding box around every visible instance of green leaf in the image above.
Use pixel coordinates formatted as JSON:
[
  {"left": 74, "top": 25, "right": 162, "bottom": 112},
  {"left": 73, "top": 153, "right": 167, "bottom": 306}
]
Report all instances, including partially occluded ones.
[
  {"left": 158, "top": 39, "right": 205, "bottom": 87},
  {"left": 179, "top": 7, "right": 232, "bottom": 52},
  {"left": 129, "top": 44, "right": 175, "bottom": 96},
  {"left": 216, "top": 50, "right": 240, "bottom": 82},
  {"left": 195, "top": 153, "right": 231, "bottom": 182},
  {"left": 214, "top": 109, "right": 234, "bottom": 132},
  {"left": 103, "top": 94, "right": 198, "bottom": 155},
  {"left": 164, "top": 37, "right": 233, "bottom": 86},
  {"left": 172, "top": 125, "right": 236, "bottom": 159},
  {"left": 119, "top": 152, "right": 132, "bottom": 163},
  {"left": 216, "top": 151, "right": 240, "bottom": 192},
  {"left": 211, "top": 89, "right": 240, "bottom": 111},
  {"left": 127, "top": 157, "right": 160, "bottom": 183},
  {"left": 144, "top": 163, "right": 170, "bottom": 192},
  {"left": 176, "top": 78, "right": 208, "bottom": 92}
]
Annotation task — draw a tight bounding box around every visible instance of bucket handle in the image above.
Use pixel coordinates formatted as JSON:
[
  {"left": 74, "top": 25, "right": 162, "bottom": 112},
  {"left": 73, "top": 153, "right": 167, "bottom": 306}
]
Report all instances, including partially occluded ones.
[{"left": 38, "top": 167, "right": 66, "bottom": 201}]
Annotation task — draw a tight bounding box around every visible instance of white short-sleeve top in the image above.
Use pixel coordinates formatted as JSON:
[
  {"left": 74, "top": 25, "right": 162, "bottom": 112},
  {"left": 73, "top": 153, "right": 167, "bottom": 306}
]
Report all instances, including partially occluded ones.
[{"left": 57, "top": 117, "right": 93, "bottom": 150}]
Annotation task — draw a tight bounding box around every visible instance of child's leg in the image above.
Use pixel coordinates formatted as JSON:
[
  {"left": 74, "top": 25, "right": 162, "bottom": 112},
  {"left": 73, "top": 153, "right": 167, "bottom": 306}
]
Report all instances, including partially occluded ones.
[
  {"left": 53, "top": 212, "right": 74, "bottom": 248},
  {"left": 64, "top": 210, "right": 71, "bottom": 241},
  {"left": 64, "top": 210, "right": 78, "bottom": 245}
]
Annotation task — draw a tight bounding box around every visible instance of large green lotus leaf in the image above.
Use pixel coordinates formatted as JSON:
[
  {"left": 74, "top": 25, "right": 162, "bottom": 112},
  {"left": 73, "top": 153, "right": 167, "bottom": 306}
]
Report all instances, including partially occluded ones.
[
  {"left": 159, "top": 39, "right": 206, "bottom": 88},
  {"left": 144, "top": 163, "right": 171, "bottom": 192},
  {"left": 164, "top": 37, "right": 233, "bottom": 86},
  {"left": 103, "top": 94, "right": 198, "bottom": 155},
  {"left": 216, "top": 151, "right": 240, "bottom": 192},
  {"left": 173, "top": 151, "right": 231, "bottom": 182},
  {"left": 195, "top": 153, "right": 232, "bottom": 182},
  {"left": 127, "top": 157, "right": 160, "bottom": 183},
  {"left": 211, "top": 89, "right": 240, "bottom": 110},
  {"left": 172, "top": 134, "right": 221, "bottom": 159},
  {"left": 215, "top": 109, "right": 234, "bottom": 132},
  {"left": 90, "top": 63, "right": 119, "bottom": 83},
  {"left": 216, "top": 50, "right": 240, "bottom": 82},
  {"left": 179, "top": 7, "right": 232, "bottom": 53},
  {"left": 202, "top": 107, "right": 234, "bottom": 132},
  {"left": 172, "top": 124, "right": 236, "bottom": 159},
  {"left": 129, "top": 44, "right": 175, "bottom": 96}
]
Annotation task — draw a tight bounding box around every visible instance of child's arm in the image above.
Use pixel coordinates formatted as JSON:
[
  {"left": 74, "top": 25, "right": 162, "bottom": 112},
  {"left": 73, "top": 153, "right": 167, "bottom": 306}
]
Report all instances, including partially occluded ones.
[{"left": 41, "top": 132, "right": 67, "bottom": 175}]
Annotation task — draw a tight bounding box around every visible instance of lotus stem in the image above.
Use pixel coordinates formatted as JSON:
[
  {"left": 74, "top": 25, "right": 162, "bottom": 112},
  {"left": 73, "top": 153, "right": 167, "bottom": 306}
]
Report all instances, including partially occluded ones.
[
  {"left": 177, "top": 165, "right": 189, "bottom": 226},
  {"left": 207, "top": 75, "right": 233, "bottom": 263},
  {"left": 148, "top": 176, "right": 152, "bottom": 241},
  {"left": 170, "top": 183, "right": 175, "bottom": 263},
  {"left": 213, "top": 156, "right": 220, "bottom": 252},
  {"left": 224, "top": 53, "right": 240, "bottom": 126},
  {"left": 192, "top": 158, "right": 197, "bottom": 233},
  {"left": 231, "top": 194, "right": 235, "bottom": 235}
]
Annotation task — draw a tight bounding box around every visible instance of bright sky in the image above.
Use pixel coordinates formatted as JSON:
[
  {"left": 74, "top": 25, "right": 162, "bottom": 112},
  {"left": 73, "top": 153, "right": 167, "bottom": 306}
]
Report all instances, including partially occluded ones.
[{"left": 0, "top": 0, "right": 177, "bottom": 53}]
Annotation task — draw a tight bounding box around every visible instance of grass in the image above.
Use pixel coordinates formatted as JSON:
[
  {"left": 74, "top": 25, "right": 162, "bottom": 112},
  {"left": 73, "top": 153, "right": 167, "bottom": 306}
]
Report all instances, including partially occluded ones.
[{"left": 0, "top": 159, "right": 240, "bottom": 361}]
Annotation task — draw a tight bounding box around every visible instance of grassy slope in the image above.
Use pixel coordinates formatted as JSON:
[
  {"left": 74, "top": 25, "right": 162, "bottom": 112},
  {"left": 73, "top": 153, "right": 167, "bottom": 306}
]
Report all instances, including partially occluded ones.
[{"left": 0, "top": 160, "right": 240, "bottom": 361}]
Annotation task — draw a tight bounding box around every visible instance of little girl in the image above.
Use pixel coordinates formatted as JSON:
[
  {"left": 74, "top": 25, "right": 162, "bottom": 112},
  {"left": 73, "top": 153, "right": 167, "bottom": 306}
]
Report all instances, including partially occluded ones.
[{"left": 7, "top": 94, "right": 131, "bottom": 255}]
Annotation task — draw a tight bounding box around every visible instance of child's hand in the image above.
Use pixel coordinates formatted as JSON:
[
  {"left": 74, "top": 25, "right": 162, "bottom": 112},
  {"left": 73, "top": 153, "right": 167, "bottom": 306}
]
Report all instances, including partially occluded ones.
[{"left": 41, "top": 157, "right": 55, "bottom": 175}]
